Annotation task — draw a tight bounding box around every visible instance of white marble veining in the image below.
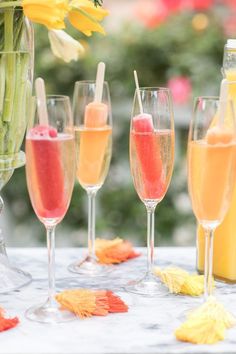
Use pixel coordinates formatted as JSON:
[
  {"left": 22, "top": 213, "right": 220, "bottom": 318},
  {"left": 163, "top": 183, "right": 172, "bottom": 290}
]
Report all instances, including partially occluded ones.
[{"left": 1, "top": 247, "right": 236, "bottom": 354}]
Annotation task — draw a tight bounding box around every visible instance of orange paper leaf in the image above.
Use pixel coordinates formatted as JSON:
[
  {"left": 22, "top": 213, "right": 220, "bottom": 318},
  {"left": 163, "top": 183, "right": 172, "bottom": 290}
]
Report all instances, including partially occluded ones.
[
  {"left": 106, "top": 291, "right": 128, "bottom": 313},
  {"left": 93, "top": 291, "right": 109, "bottom": 316},
  {"left": 55, "top": 289, "right": 96, "bottom": 318},
  {"left": 0, "top": 307, "right": 19, "bottom": 332},
  {"left": 55, "top": 289, "right": 128, "bottom": 318},
  {"left": 0, "top": 317, "right": 19, "bottom": 332},
  {"left": 96, "top": 238, "right": 140, "bottom": 264}
]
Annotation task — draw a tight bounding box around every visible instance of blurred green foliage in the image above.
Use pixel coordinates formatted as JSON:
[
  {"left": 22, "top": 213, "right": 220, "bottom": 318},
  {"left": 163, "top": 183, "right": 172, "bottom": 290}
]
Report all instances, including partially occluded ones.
[{"left": 2, "top": 5, "right": 231, "bottom": 247}]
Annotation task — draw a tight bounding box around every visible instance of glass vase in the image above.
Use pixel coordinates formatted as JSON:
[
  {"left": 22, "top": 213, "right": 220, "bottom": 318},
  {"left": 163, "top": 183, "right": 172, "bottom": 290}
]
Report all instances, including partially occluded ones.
[{"left": 0, "top": 6, "right": 34, "bottom": 293}]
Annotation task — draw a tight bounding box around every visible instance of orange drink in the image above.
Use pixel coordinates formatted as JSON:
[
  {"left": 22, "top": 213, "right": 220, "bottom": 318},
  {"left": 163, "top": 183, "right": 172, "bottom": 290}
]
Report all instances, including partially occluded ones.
[
  {"left": 188, "top": 134, "right": 236, "bottom": 226},
  {"left": 130, "top": 129, "right": 174, "bottom": 202},
  {"left": 75, "top": 125, "right": 112, "bottom": 188}
]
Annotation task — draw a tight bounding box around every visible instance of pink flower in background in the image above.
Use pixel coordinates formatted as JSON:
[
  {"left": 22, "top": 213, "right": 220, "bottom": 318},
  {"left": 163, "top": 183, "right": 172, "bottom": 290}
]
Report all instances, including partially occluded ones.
[
  {"left": 224, "top": 0, "right": 236, "bottom": 9},
  {"left": 134, "top": 0, "right": 215, "bottom": 29},
  {"left": 162, "top": 0, "right": 182, "bottom": 13},
  {"left": 168, "top": 76, "right": 192, "bottom": 105},
  {"left": 191, "top": 0, "right": 213, "bottom": 10},
  {"left": 135, "top": 0, "right": 168, "bottom": 28},
  {"left": 224, "top": 13, "right": 236, "bottom": 36}
]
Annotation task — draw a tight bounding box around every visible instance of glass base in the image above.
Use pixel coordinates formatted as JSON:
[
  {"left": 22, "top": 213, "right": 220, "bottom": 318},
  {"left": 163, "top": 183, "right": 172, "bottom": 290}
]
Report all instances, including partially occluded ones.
[
  {"left": 0, "top": 255, "right": 32, "bottom": 293},
  {"left": 25, "top": 298, "right": 77, "bottom": 324},
  {"left": 0, "top": 150, "right": 30, "bottom": 293},
  {"left": 68, "top": 255, "right": 113, "bottom": 277},
  {"left": 125, "top": 273, "right": 169, "bottom": 297}
]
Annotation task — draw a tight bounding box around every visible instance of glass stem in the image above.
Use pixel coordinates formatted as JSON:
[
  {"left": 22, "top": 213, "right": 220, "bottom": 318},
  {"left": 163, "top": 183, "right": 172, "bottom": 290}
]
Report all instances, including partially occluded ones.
[
  {"left": 46, "top": 225, "right": 56, "bottom": 305},
  {"left": 87, "top": 189, "right": 97, "bottom": 260},
  {"left": 146, "top": 205, "right": 156, "bottom": 275},
  {"left": 204, "top": 227, "right": 215, "bottom": 299}
]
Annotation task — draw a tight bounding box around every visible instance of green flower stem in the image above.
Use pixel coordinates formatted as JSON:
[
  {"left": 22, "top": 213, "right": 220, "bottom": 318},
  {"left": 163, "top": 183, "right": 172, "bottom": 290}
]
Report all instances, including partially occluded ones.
[
  {"left": 0, "top": 54, "right": 6, "bottom": 116},
  {"left": 0, "top": 7, "right": 30, "bottom": 163},
  {"left": 20, "top": 79, "right": 32, "bottom": 151},
  {"left": 93, "top": 0, "right": 103, "bottom": 6},
  {"left": 6, "top": 52, "right": 21, "bottom": 154},
  {"left": 2, "top": 8, "right": 15, "bottom": 124},
  {"left": 0, "top": 2, "right": 21, "bottom": 9},
  {"left": 2, "top": 52, "right": 16, "bottom": 123},
  {"left": 0, "top": 53, "right": 6, "bottom": 154},
  {"left": 4, "top": 8, "right": 13, "bottom": 51},
  {"left": 8, "top": 52, "right": 29, "bottom": 154},
  {"left": 14, "top": 12, "right": 23, "bottom": 51},
  {"left": 0, "top": 120, "right": 6, "bottom": 154}
]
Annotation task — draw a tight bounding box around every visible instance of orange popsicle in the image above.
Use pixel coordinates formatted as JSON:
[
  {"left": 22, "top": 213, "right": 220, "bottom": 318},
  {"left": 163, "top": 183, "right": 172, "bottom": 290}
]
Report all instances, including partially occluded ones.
[
  {"left": 77, "top": 101, "right": 111, "bottom": 187},
  {"left": 84, "top": 102, "right": 108, "bottom": 127}
]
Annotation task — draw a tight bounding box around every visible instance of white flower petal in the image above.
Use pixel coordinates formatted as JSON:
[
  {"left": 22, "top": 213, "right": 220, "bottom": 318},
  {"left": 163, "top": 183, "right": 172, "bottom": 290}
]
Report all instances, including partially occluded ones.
[{"left": 48, "top": 30, "right": 85, "bottom": 63}]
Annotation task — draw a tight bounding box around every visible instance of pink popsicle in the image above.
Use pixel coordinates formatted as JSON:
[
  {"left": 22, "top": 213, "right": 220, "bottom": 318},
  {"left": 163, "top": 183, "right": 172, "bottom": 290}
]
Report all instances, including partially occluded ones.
[
  {"left": 28, "top": 125, "right": 65, "bottom": 218},
  {"left": 132, "top": 114, "right": 165, "bottom": 200}
]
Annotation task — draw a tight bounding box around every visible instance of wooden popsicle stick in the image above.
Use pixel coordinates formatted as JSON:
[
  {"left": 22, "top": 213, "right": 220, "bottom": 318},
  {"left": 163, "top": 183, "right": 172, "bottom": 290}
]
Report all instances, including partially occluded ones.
[
  {"left": 218, "top": 79, "right": 228, "bottom": 128},
  {"left": 134, "top": 70, "right": 144, "bottom": 114},
  {"left": 35, "top": 77, "right": 49, "bottom": 126},
  {"left": 94, "top": 62, "right": 105, "bottom": 103}
]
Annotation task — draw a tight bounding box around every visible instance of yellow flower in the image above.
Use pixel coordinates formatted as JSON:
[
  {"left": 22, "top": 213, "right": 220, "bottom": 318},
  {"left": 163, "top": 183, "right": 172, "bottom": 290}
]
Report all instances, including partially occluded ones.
[
  {"left": 48, "top": 30, "right": 85, "bottom": 62},
  {"left": 68, "top": 0, "right": 109, "bottom": 36},
  {"left": 22, "top": 0, "right": 69, "bottom": 30}
]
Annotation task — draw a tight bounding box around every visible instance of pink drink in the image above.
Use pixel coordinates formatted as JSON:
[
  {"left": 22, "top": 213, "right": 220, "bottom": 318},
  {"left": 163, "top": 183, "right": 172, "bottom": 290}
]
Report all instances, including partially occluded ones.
[
  {"left": 26, "top": 125, "right": 75, "bottom": 222},
  {"left": 130, "top": 114, "right": 174, "bottom": 202}
]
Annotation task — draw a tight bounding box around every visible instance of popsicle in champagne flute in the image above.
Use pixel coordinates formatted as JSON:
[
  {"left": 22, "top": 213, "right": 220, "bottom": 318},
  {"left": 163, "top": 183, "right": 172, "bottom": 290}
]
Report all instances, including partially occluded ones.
[
  {"left": 69, "top": 63, "right": 112, "bottom": 276},
  {"left": 126, "top": 72, "right": 174, "bottom": 296},
  {"left": 25, "top": 79, "right": 76, "bottom": 323}
]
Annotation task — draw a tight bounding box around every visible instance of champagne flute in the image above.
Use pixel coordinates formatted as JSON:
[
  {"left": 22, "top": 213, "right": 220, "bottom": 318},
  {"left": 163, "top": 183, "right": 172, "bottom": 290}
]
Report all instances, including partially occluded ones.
[
  {"left": 68, "top": 80, "right": 112, "bottom": 276},
  {"left": 188, "top": 97, "right": 236, "bottom": 299},
  {"left": 25, "top": 95, "right": 76, "bottom": 323},
  {"left": 126, "top": 86, "right": 175, "bottom": 296}
]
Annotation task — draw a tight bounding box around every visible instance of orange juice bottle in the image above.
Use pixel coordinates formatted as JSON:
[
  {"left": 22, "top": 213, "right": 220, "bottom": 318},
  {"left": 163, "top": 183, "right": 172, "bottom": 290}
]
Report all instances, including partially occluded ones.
[{"left": 197, "top": 39, "right": 236, "bottom": 283}]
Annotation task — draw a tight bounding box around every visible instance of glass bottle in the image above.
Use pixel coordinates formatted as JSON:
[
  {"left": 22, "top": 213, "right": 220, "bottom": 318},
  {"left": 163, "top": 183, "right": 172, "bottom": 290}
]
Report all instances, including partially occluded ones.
[{"left": 197, "top": 39, "right": 236, "bottom": 283}]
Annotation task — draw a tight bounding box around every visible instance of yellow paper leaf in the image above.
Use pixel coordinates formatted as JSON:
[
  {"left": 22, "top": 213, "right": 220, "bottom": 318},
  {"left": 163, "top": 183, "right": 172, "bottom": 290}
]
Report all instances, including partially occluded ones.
[
  {"left": 188, "top": 297, "right": 236, "bottom": 329},
  {"left": 180, "top": 275, "right": 204, "bottom": 296},
  {"left": 154, "top": 267, "right": 188, "bottom": 293},
  {"left": 175, "top": 315, "right": 226, "bottom": 344}
]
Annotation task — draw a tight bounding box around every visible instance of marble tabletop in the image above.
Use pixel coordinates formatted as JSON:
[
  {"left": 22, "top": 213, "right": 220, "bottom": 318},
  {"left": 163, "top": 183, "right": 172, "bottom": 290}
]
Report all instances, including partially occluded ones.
[{"left": 1, "top": 247, "right": 236, "bottom": 354}]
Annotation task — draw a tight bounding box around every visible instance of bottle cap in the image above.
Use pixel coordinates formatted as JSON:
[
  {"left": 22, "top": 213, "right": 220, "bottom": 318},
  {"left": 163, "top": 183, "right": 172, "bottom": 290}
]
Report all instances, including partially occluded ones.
[{"left": 226, "top": 39, "right": 236, "bottom": 49}]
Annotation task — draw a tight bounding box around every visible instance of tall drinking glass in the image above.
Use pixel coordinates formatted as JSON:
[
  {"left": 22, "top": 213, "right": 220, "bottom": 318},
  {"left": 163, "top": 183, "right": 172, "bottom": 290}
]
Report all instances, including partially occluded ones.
[
  {"left": 126, "top": 87, "right": 175, "bottom": 296},
  {"left": 25, "top": 96, "right": 76, "bottom": 323},
  {"left": 188, "top": 97, "right": 236, "bottom": 299},
  {"left": 68, "top": 81, "right": 112, "bottom": 276}
]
